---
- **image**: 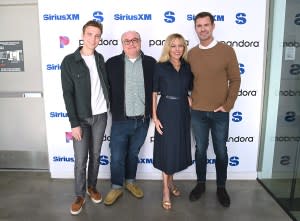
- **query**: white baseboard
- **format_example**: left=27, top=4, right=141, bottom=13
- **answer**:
left=50, top=171, right=257, bottom=180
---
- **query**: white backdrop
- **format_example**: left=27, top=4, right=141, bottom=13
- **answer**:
left=38, top=0, right=267, bottom=179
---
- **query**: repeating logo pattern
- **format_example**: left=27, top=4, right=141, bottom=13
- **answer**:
left=39, top=0, right=267, bottom=179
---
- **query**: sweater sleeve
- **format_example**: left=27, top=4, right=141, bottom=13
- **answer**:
left=223, top=48, right=241, bottom=111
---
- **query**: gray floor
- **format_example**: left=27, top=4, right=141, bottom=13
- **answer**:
left=0, top=171, right=293, bottom=221
left=259, top=178, right=300, bottom=220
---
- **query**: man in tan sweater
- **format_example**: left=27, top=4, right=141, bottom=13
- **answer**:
left=188, top=12, right=241, bottom=208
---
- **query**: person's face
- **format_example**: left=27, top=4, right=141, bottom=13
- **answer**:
left=194, top=16, right=215, bottom=44
left=169, top=38, right=185, bottom=61
left=82, top=26, right=101, bottom=51
left=122, top=32, right=141, bottom=58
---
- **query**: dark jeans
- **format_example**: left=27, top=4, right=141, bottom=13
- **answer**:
left=73, top=113, right=107, bottom=197
left=191, top=110, right=229, bottom=187
left=109, top=117, right=150, bottom=188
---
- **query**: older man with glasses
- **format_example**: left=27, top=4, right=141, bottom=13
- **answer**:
left=104, top=31, right=156, bottom=206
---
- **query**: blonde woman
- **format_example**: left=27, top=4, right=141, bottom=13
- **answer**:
left=152, top=33, right=193, bottom=210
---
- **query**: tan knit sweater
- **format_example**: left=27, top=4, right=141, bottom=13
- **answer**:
left=188, top=42, right=241, bottom=112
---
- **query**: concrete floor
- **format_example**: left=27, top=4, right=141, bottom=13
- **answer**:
left=0, top=171, right=293, bottom=221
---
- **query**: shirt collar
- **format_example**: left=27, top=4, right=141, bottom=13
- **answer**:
left=199, top=39, right=218, bottom=49
left=123, top=51, right=142, bottom=60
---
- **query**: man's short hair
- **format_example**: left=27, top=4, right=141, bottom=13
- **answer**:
left=194, top=12, right=214, bottom=25
left=82, top=20, right=103, bottom=34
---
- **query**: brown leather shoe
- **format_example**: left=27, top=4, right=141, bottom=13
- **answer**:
left=70, top=196, right=85, bottom=215
left=87, top=186, right=102, bottom=204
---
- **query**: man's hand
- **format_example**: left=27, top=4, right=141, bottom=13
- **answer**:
left=214, top=106, right=226, bottom=112
left=72, top=126, right=82, bottom=141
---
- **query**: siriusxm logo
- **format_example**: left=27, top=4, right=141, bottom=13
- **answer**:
left=114, top=13, right=152, bottom=21
left=47, top=64, right=61, bottom=71
left=227, top=136, right=253, bottom=142
left=232, top=111, right=243, bottom=122
left=229, top=156, right=239, bottom=166
left=187, top=14, right=224, bottom=21
left=79, top=39, right=119, bottom=46
left=290, top=64, right=300, bottom=75
left=283, top=41, right=300, bottom=48
left=50, top=112, right=68, bottom=118
left=52, top=155, right=153, bottom=165
left=235, top=13, right=247, bottom=24
left=221, top=40, right=259, bottom=48
left=100, top=155, right=109, bottom=165
left=43, top=14, right=79, bottom=21
left=275, top=136, right=300, bottom=142
left=204, top=156, right=239, bottom=166
left=239, top=63, right=245, bottom=75
left=164, top=11, right=175, bottom=23
left=60, top=36, right=69, bottom=48
left=238, top=89, right=257, bottom=96
left=93, top=11, right=104, bottom=22
left=279, top=89, right=300, bottom=96
left=149, top=39, right=189, bottom=47
left=53, top=156, right=74, bottom=162
left=284, top=111, right=296, bottom=122
left=139, top=158, right=153, bottom=164
left=295, top=13, right=300, bottom=25
left=53, top=155, right=110, bottom=165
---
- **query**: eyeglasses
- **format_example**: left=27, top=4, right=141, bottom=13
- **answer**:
left=122, top=38, right=140, bottom=45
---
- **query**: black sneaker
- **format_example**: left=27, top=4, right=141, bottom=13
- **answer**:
left=189, top=183, right=205, bottom=202
left=217, top=187, right=230, bottom=207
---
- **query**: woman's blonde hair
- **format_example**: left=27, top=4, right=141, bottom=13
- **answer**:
left=158, top=33, right=188, bottom=63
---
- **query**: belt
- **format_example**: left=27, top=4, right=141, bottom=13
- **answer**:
left=162, top=95, right=181, bottom=100
left=126, top=115, right=144, bottom=120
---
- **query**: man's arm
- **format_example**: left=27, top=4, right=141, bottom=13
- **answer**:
left=61, top=57, right=80, bottom=128
left=223, top=48, right=241, bottom=111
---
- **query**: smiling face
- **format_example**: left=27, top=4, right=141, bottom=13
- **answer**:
left=194, top=16, right=215, bottom=46
left=121, top=31, right=141, bottom=58
left=169, top=38, right=185, bottom=62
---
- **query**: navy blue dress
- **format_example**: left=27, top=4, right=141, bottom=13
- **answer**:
left=153, top=60, right=192, bottom=174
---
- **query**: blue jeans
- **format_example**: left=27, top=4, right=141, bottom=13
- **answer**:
left=73, top=113, right=107, bottom=197
left=109, top=117, right=150, bottom=188
left=191, top=110, right=229, bottom=187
